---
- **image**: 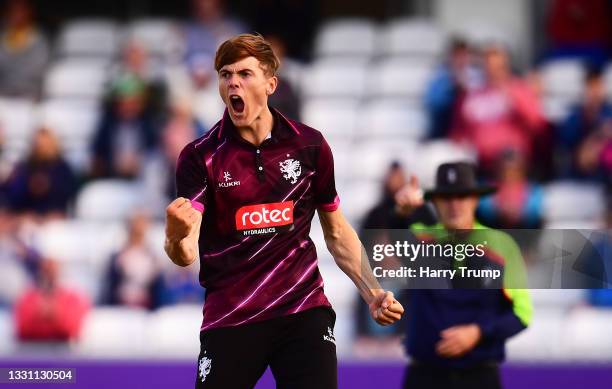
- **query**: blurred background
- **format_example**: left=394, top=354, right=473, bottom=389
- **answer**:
left=0, top=0, right=610, bottom=387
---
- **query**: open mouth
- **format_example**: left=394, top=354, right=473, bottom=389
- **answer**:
left=229, top=95, right=245, bottom=114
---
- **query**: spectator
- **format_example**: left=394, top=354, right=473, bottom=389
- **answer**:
left=110, top=40, right=168, bottom=117
left=184, top=0, right=245, bottom=62
left=0, top=0, right=49, bottom=98
left=158, top=264, right=204, bottom=306
left=0, top=204, right=37, bottom=308
left=5, top=128, right=77, bottom=220
left=91, top=74, right=160, bottom=179
left=478, top=150, right=544, bottom=229
left=15, top=258, right=89, bottom=341
left=425, top=37, right=481, bottom=139
left=558, top=65, right=612, bottom=183
left=266, top=34, right=301, bottom=121
left=142, top=99, right=203, bottom=211
left=103, top=211, right=163, bottom=310
left=450, top=44, right=547, bottom=176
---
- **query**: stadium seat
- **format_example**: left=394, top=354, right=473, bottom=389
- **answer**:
left=124, top=19, right=183, bottom=59
left=410, top=140, right=477, bottom=189
left=605, top=62, right=612, bottom=97
left=540, top=59, right=585, bottom=100
left=367, top=58, right=434, bottom=99
left=57, top=19, right=120, bottom=58
left=77, top=307, right=148, bottom=357
left=301, top=98, right=359, bottom=138
left=0, top=258, right=30, bottom=306
left=542, top=181, right=606, bottom=224
left=301, top=59, right=369, bottom=99
left=541, top=96, right=574, bottom=123
left=506, top=307, right=565, bottom=361
left=314, top=19, right=378, bottom=58
left=357, top=100, right=427, bottom=140
left=75, top=180, right=145, bottom=221
left=0, top=98, right=37, bottom=159
left=0, top=309, right=16, bottom=356
left=562, top=307, right=612, bottom=360
left=455, top=22, right=515, bottom=52
left=339, top=179, right=381, bottom=224
left=44, top=59, right=110, bottom=100
left=37, top=100, right=100, bottom=170
left=146, top=304, right=202, bottom=357
left=378, top=18, right=446, bottom=58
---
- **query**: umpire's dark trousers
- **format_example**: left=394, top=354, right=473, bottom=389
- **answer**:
left=403, top=361, right=502, bottom=389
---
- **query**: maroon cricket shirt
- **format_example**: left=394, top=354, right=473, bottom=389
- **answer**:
left=175, top=108, right=340, bottom=331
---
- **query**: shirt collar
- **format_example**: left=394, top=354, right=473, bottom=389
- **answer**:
left=218, top=107, right=300, bottom=144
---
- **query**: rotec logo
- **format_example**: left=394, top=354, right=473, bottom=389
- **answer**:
left=235, top=201, right=294, bottom=235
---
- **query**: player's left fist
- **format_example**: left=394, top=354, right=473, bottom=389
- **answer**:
left=369, top=290, right=404, bottom=326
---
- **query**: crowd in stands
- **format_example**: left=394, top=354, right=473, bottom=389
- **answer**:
left=0, top=0, right=609, bottom=350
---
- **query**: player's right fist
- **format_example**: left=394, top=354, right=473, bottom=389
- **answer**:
left=165, top=197, right=202, bottom=242
left=394, top=175, right=424, bottom=216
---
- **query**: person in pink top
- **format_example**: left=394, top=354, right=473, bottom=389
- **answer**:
left=450, top=44, right=547, bottom=176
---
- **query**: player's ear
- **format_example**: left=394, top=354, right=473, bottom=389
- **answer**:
left=266, top=75, right=278, bottom=95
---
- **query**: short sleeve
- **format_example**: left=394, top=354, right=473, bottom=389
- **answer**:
left=313, top=136, right=340, bottom=212
left=175, top=143, right=209, bottom=213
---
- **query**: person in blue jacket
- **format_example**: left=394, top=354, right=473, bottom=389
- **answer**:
left=394, top=162, right=533, bottom=389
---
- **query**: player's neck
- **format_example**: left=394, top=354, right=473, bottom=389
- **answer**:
left=236, top=106, right=274, bottom=146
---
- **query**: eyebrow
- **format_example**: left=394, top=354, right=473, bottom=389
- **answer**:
left=219, top=68, right=255, bottom=74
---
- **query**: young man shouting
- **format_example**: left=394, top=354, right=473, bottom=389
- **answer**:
left=164, top=34, right=404, bottom=389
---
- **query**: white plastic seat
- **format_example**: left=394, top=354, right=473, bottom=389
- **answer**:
left=367, top=58, right=434, bottom=99
left=378, top=18, right=446, bottom=58
left=506, top=307, right=565, bottom=361
left=540, top=59, right=585, bottom=100
left=0, top=309, right=16, bottom=355
left=124, top=19, right=182, bottom=59
left=562, top=307, right=612, bottom=360
left=77, top=307, right=148, bottom=357
left=357, top=100, right=427, bottom=140
left=57, top=19, right=120, bottom=58
left=75, top=180, right=145, bottom=221
left=301, top=98, right=359, bottom=138
left=0, top=98, right=37, bottom=153
left=542, top=96, right=574, bottom=123
left=37, top=99, right=100, bottom=150
left=542, top=181, right=606, bottom=224
left=314, top=19, right=378, bottom=58
left=0, top=259, right=30, bottom=306
left=44, top=59, right=110, bottom=100
left=605, top=63, right=612, bottom=97
left=410, top=140, right=477, bottom=189
left=146, top=305, right=202, bottom=357
left=301, top=59, right=368, bottom=99
left=337, top=178, right=381, bottom=227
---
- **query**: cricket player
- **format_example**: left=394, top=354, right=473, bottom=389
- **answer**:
left=164, top=33, right=404, bottom=389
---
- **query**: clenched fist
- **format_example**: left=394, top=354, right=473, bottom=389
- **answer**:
left=166, top=197, right=202, bottom=241
left=165, top=198, right=202, bottom=266
left=370, top=290, right=404, bottom=326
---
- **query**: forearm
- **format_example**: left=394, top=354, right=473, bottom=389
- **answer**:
left=322, top=215, right=383, bottom=304
left=164, top=226, right=200, bottom=267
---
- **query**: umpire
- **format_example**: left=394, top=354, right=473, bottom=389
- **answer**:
left=394, top=162, right=533, bottom=389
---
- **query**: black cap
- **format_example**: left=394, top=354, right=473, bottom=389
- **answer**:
left=424, top=161, right=496, bottom=200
